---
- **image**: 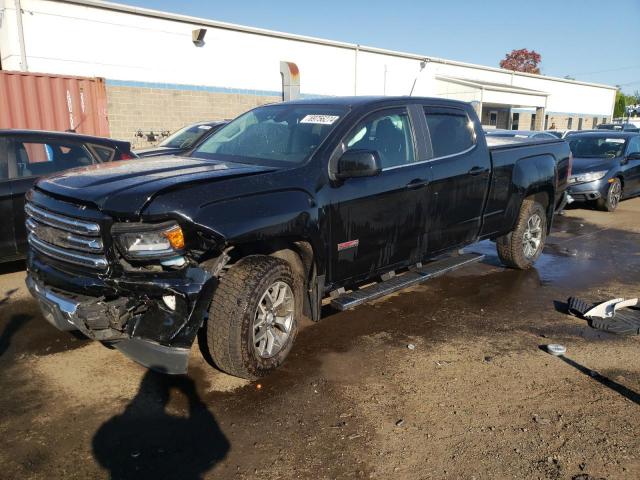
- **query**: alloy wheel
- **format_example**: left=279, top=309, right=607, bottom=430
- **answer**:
left=608, top=181, right=621, bottom=210
left=253, top=281, right=294, bottom=358
left=522, top=213, right=543, bottom=258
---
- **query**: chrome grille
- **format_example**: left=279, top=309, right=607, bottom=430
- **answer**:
left=25, top=202, right=108, bottom=270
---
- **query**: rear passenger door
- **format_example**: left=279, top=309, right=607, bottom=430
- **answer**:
left=7, top=137, right=97, bottom=254
left=422, top=105, right=492, bottom=254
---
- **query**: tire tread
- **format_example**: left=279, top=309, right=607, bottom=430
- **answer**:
left=496, top=198, right=546, bottom=270
left=207, top=255, right=295, bottom=379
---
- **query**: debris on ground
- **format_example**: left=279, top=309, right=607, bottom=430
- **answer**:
left=546, top=344, right=566, bottom=356
left=567, top=296, right=640, bottom=335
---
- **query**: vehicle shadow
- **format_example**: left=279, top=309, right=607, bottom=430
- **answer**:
left=0, top=260, right=26, bottom=276
left=92, top=369, right=230, bottom=480
left=541, top=348, right=640, bottom=406
left=0, top=314, right=33, bottom=357
left=0, top=288, right=19, bottom=306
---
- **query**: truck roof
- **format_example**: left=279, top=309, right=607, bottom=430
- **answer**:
left=278, top=96, right=470, bottom=109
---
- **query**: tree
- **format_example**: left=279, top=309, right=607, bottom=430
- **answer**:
left=499, top=49, right=541, bottom=74
left=622, top=91, right=640, bottom=117
left=614, top=90, right=626, bottom=118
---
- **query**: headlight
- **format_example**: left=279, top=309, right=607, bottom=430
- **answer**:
left=571, top=170, right=608, bottom=183
left=112, top=221, right=185, bottom=259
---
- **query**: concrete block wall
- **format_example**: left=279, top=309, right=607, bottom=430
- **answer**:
left=106, top=84, right=280, bottom=148
left=514, top=112, right=610, bottom=132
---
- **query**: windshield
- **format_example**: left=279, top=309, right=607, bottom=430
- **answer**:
left=159, top=124, right=215, bottom=149
left=596, top=124, right=623, bottom=131
left=192, top=104, right=347, bottom=166
left=568, top=136, right=627, bottom=158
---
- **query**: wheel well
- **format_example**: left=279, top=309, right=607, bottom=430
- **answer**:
left=223, top=240, right=317, bottom=319
left=228, top=240, right=314, bottom=277
left=529, top=191, right=550, bottom=209
left=526, top=190, right=553, bottom=234
left=616, top=175, right=624, bottom=188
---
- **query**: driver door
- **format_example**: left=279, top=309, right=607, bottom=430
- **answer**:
left=328, top=107, right=431, bottom=284
left=623, top=136, right=640, bottom=195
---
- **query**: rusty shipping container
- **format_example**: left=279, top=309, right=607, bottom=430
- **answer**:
left=0, top=70, right=110, bottom=137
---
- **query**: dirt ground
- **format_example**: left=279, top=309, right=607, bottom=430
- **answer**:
left=0, top=198, right=639, bottom=480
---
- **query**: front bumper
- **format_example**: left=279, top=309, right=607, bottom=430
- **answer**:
left=26, top=261, right=217, bottom=374
left=567, top=178, right=608, bottom=202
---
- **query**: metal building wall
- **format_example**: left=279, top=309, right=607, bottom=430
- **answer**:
left=0, top=70, right=110, bottom=136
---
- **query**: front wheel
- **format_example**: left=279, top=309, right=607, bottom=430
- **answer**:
left=596, top=178, right=622, bottom=212
left=206, top=255, right=300, bottom=379
left=496, top=198, right=547, bottom=270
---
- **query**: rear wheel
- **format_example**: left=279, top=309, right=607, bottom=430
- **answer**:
left=596, top=178, right=622, bottom=212
left=206, top=255, right=300, bottom=379
left=496, top=198, right=547, bottom=270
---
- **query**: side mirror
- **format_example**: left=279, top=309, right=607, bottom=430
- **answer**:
left=335, top=150, right=382, bottom=179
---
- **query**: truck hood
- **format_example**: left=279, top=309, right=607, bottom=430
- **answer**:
left=35, top=155, right=276, bottom=217
left=571, top=157, right=618, bottom=175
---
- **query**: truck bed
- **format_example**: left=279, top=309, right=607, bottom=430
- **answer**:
left=485, top=136, right=564, bottom=149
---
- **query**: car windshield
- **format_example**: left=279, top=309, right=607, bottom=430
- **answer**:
left=568, top=136, right=627, bottom=158
left=596, top=124, right=623, bottom=131
left=192, top=104, right=347, bottom=166
left=160, top=124, right=214, bottom=149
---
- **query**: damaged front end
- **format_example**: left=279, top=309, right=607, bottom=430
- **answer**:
left=25, top=190, right=225, bottom=374
left=27, top=261, right=219, bottom=374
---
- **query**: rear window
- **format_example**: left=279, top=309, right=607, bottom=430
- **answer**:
left=424, top=107, right=475, bottom=158
left=10, top=138, right=97, bottom=178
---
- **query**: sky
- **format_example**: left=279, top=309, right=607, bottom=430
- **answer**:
left=122, top=0, right=639, bottom=95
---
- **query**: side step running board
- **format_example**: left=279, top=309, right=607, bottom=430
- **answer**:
left=330, top=253, right=485, bottom=311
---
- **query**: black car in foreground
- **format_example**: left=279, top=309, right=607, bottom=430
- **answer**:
left=566, top=131, right=640, bottom=211
left=0, top=129, right=135, bottom=262
left=135, top=120, right=228, bottom=157
left=25, top=96, right=570, bottom=378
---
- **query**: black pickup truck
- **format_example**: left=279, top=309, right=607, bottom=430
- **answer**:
left=25, top=97, right=571, bottom=378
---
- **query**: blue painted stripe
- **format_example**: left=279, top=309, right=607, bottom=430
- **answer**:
left=106, top=78, right=280, bottom=96
left=105, top=78, right=329, bottom=99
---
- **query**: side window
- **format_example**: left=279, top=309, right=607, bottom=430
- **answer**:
left=424, top=108, right=475, bottom=158
left=627, top=137, right=640, bottom=155
left=344, top=109, right=415, bottom=169
left=87, top=144, right=115, bottom=162
left=10, top=139, right=95, bottom=178
left=0, top=138, right=8, bottom=180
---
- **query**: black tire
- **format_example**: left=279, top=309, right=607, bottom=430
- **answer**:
left=206, top=255, right=300, bottom=379
left=496, top=198, right=547, bottom=270
left=596, top=178, right=622, bottom=212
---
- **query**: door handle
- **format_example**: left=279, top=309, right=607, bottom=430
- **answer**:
left=406, top=178, right=429, bottom=190
left=468, top=166, right=488, bottom=176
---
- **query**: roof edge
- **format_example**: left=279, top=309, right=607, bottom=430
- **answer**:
left=56, top=0, right=618, bottom=91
